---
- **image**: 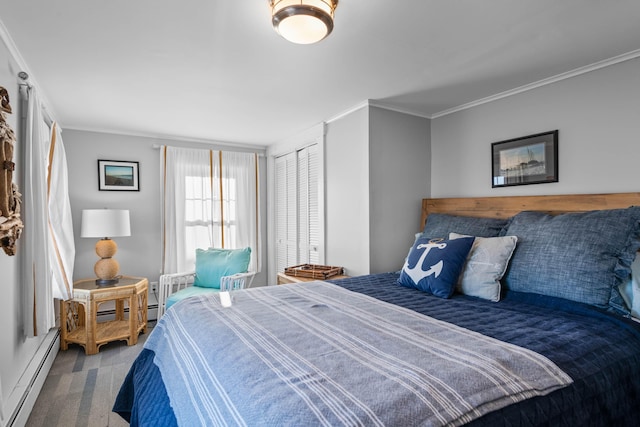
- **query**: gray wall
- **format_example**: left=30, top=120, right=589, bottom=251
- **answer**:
left=63, top=130, right=268, bottom=289
left=64, top=130, right=162, bottom=282
left=369, top=107, right=430, bottom=273
left=431, top=56, right=640, bottom=197
left=325, top=105, right=431, bottom=276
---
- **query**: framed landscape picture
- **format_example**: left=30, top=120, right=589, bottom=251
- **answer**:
left=98, top=160, right=139, bottom=191
left=491, top=130, right=558, bottom=188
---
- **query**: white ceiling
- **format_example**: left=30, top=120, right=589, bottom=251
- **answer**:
left=1, top=1, right=640, bottom=147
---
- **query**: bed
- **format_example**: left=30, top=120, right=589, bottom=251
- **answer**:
left=114, top=192, right=640, bottom=426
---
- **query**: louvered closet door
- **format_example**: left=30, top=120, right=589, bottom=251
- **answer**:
left=274, top=144, right=321, bottom=273
left=275, top=152, right=298, bottom=273
left=298, top=144, right=320, bottom=264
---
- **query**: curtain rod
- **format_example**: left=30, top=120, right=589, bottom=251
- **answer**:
left=152, top=143, right=266, bottom=157
left=17, top=71, right=54, bottom=127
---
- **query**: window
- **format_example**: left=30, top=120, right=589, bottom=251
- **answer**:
left=184, top=175, right=242, bottom=259
left=162, top=147, right=260, bottom=274
left=274, top=143, right=321, bottom=272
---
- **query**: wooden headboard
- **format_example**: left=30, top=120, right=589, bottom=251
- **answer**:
left=421, top=192, right=640, bottom=231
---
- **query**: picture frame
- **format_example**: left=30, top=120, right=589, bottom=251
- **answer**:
left=98, top=160, right=139, bottom=191
left=491, top=130, right=558, bottom=188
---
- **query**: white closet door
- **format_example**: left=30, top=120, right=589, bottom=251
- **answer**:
left=298, top=144, right=320, bottom=264
left=275, top=144, right=320, bottom=272
left=275, top=152, right=298, bottom=273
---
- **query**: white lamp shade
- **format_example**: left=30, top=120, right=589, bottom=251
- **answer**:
left=81, top=209, right=131, bottom=238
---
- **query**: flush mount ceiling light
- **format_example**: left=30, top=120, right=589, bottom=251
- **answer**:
left=270, top=0, right=339, bottom=44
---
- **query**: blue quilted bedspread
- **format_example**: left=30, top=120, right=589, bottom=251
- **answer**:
left=114, top=273, right=640, bottom=426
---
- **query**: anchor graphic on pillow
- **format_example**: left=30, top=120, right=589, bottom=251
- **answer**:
left=403, top=241, right=447, bottom=284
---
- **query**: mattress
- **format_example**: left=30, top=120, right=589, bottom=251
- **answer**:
left=114, top=273, right=640, bottom=426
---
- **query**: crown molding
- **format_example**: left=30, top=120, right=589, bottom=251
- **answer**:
left=367, top=100, right=431, bottom=119
left=325, top=100, right=370, bottom=124
left=65, top=125, right=267, bottom=153
left=355, top=49, right=640, bottom=121
left=326, top=99, right=431, bottom=125
left=432, top=48, right=640, bottom=119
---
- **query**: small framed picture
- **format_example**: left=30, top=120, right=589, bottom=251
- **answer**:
left=491, top=130, right=558, bottom=188
left=98, top=160, right=140, bottom=191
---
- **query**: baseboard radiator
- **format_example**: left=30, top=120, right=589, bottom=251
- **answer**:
left=5, top=329, right=59, bottom=427
left=97, top=302, right=158, bottom=322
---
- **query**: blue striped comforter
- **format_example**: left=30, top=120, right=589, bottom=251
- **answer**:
left=144, top=281, right=571, bottom=426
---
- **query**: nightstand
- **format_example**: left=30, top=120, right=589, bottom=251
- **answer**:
left=276, top=271, right=350, bottom=285
left=60, top=276, right=148, bottom=355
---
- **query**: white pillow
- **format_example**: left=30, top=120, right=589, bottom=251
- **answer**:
left=449, top=232, right=518, bottom=302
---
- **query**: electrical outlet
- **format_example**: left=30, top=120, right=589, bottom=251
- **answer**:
left=150, top=281, right=158, bottom=293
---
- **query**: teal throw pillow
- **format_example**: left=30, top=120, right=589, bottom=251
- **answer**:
left=194, top=247, right=251, bottom=289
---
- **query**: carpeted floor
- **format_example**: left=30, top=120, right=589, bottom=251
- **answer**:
left=26, top=322, right=154, bottom=427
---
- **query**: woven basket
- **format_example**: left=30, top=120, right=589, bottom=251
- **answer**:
left=284, top=264, right=344, bottom=280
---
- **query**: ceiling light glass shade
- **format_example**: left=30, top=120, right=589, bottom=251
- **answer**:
left=270, top=0, right=338, bottom=44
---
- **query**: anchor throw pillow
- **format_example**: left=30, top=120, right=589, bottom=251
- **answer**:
left=397, top=236, right=475, bottom=298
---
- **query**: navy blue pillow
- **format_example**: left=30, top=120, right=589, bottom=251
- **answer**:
left=502, top=207, right=640, bottom=314
left=398, top=236, right=475, bottom=298
left=422, top=213, right=508, bottom=241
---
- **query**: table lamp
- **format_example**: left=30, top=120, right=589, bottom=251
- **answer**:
left=81, top=209, right=131, bottom=285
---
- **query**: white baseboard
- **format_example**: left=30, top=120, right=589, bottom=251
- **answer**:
left=5, top=329, right=59, bottom=427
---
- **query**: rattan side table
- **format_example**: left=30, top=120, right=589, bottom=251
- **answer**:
left=60, top=276, right=148, bottom=355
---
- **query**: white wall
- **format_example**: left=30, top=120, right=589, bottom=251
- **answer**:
left=431, top=56, right=640, bottom=197
left=325, top=106, right=371, bottom=276
left=63, top=130, right=269, bottom=291
left=0, top=34, right=52, bottom=426
left=324, top=105, right=431, bottom=276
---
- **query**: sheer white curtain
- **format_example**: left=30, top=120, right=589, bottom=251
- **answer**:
left=221, top=151, right=260, bottom=272
left=21, top=87, right=52, bottom=336
left=48, top=123, right=74, bottom=300
left=21, top=87, right=75, bottom=337
left=161, top=147, right=212, bottom=273
left=161, top=146, right=260, bottom=274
